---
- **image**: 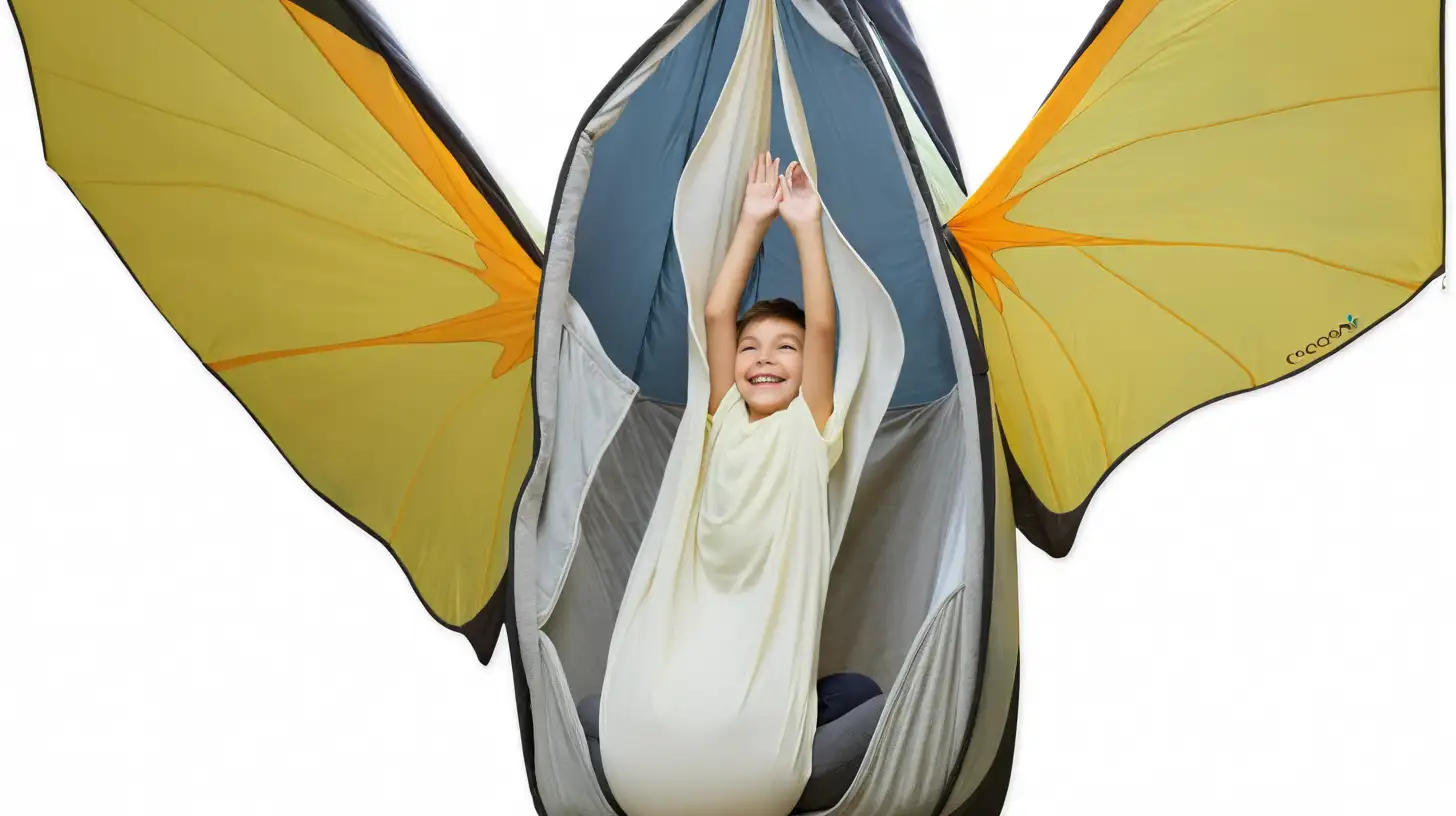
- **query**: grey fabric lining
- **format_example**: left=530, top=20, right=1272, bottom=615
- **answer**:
left=542, top=398, right=683, bottom=699
left=513, top=132, right=597, bottom=816
left=822, top=588, right=968, bottom=815
left=537, top=634, right=621, bottom=816
left=871, top=61, right=987, bottom=800
left=576, top=695, right=625, bottom=814
left=817, top=388, right=966, bottom=689
left=937, top=417, right=1021, bottom=815
left=535, top=301, right=640, bottom=624
left=542, top=389, right=969, bottom=701
left=795, top=695, right=888, bottom=812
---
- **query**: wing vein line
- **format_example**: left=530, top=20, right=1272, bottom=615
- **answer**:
left=1074, top=247, right=1256, bottom=385
left=481, top=387, right=532, bottom=594
left=69, top=179, right=484, bottom=279
left=1001, top=293, right=1064, bottom=508
left=1005, top=278, right=1112, bottom=467
left=38, top=68, right=385, bottom=201
left=1066, top=0, right=1245, bottom=129
left=388, top=373, right=500, bottom=543
left=118, top=0, right=475, bottom=241
left=1019, top=86, right=1438, bottom=200
left=1084, top=237, right=1420, bottom=290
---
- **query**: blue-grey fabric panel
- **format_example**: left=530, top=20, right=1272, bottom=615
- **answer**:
left=568, top=0, right=745, bottom=402
left=631, top=2, right=750, bottom=402
left=744, top=67, right=804, bottom=312
left=772, top=0, right=956, bottom=407
left=570, top=0, right=954, bottom=407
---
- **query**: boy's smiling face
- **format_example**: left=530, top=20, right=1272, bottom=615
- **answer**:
left=734, top=316, right=805, bottom=420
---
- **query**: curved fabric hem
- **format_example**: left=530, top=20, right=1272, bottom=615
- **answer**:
left=1013, top=264, right=1447, bottom=559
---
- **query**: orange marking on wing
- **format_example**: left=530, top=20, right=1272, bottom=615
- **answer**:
left=949, top=0, right=1160, bottom=311
left=280, top=0, right=539, bottom=374
left=209, top=296, right=534, bottom=379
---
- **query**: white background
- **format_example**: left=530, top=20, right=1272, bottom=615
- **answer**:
left=1, top=1, right=1451, bottom=814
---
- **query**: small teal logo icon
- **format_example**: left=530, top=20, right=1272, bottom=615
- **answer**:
left=1287, top=314, right=1360, bottom=365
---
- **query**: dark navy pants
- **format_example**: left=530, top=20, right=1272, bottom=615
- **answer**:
left=816, top=672, right=882, bottom=726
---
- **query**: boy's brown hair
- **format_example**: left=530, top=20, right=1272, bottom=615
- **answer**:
left=735, top=297, right=806, bottom=339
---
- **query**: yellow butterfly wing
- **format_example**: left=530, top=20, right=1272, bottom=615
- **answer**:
left=8, top=0, right=542, bottom=660
left=947, top=0, right=1444, bottom=556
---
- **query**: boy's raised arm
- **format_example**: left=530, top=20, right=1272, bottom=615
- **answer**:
left=779, top=161, right=834, bottom=432
left=706, top=152, right=780, bottom=415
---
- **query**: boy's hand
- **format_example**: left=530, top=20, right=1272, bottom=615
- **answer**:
left=739, top=151, right=782, bottom=231
left=777, top=161, right=822, bottom=236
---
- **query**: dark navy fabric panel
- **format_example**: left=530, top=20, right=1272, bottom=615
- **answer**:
left=569, top=0, right=743, bottom=401
left=631, top=0, right=750, bottom=402
left=751, top=66, right=805, bottom=310
left=854, top=0, right=962, bottom=177
left=775, top=1, right=956, bottom=407
left=570, top=0, right=954, bottom=407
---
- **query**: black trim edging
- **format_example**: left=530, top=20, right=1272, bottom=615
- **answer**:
left=1043, top=0, right=1124, bottom=106
left=334, top=0, right=543, bottom=265
left=5, top=0, right=46, bottom=157
left=816, top=2, right=1000, bottom=812
left=946, top=662, right=1020, bottom=816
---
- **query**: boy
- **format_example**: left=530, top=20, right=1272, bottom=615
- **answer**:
left=701, top=146, right=882, bottom=768
left=704, top=152, right=835, bottom=430
left=594, top=152, right=882, bottom=816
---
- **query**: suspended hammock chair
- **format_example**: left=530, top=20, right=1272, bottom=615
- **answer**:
left=3, top=0, right=1443, bottom=814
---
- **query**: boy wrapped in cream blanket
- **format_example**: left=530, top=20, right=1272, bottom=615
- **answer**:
left=597, top=2, right=904, bottom=814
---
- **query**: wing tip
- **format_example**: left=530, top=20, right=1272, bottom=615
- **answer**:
left=1003, top=425, right=1085, bottom=559
left=459, top=587, right=509, bottom=666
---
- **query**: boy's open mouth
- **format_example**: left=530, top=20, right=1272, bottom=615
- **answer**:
left=748, top=374, right=785, bottom=387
